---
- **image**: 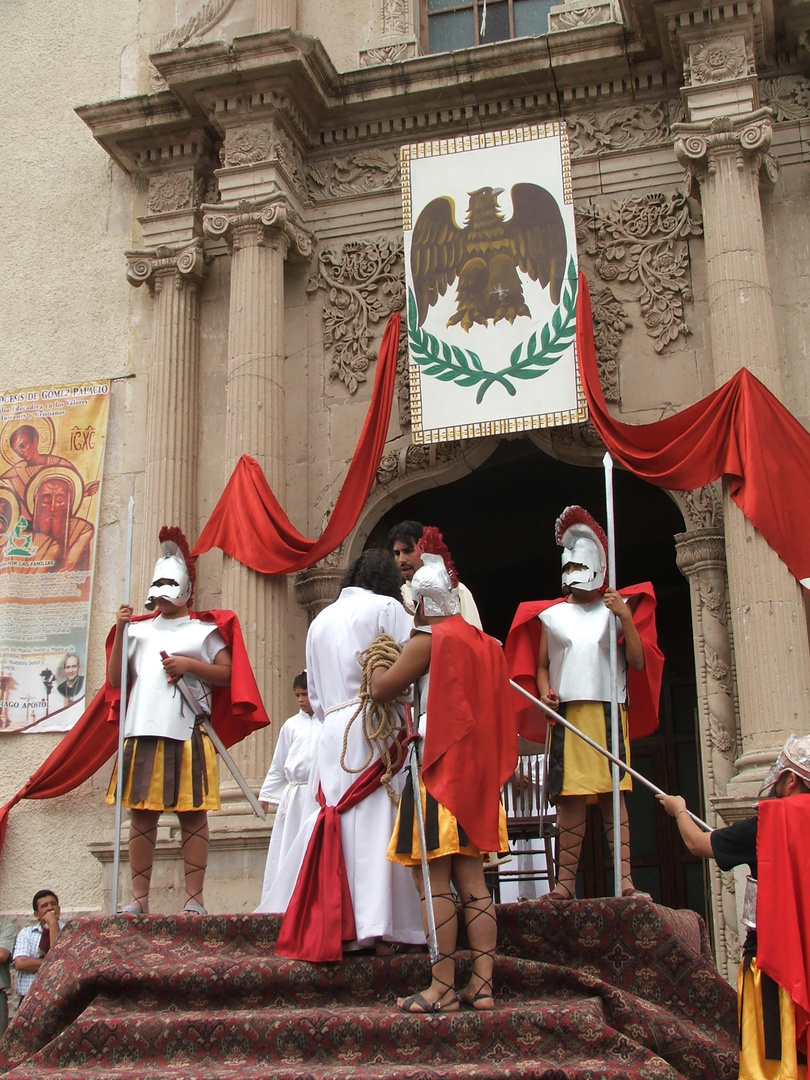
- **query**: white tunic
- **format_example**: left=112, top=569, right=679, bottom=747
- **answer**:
left=261, top=588, right=423, bottom=945
left=539, top=598, right=627, bottom=703
left=125, top=615, right=227, bottom=741
left=256, top=709, right=322, bottom=910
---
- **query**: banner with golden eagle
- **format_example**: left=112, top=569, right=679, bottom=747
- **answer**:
left=402, top=124, right=585, bottom=443
left=0, top=382, right=109, bottom=733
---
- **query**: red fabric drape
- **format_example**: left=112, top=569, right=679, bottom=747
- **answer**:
left=0, top=610, right=268, bottom=867
left=756, top=797, right=810, bottom=1057
left=275, top=734, right=407, bottom=963
left=577, top=274, right=810, bottom=586
left=192, top=312, right=401, bottom=574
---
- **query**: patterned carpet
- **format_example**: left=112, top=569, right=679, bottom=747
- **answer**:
left=0, top=898, right=738, bottom=1079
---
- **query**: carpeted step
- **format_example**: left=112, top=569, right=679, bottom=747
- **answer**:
left=0, top=901, right=738, bottom=1080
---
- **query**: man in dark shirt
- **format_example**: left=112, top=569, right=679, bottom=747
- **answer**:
left=658, top=735, right=810, bottom=1080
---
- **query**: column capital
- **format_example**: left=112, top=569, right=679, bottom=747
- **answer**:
left=125, top=238, right=208, bottom=292
left=202, top=196, right=313, bottom=260
left=673, top=109, right=776, bottom=190
left=674, top=527, right=727, bottom=578
left=293, top=566, right=343, bottom=621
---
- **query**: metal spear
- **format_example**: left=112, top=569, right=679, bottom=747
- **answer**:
left=111, top=496, right=134, bottom=914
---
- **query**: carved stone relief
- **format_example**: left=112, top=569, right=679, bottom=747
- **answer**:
left=759, top=75, right=810, bottom=122
left=374, top=440, right=467, bottom=489
left=147, top=173, right=194, bottom=214
left=675, top=524, right=741, bottom=983
left=672, top=482, right=724, bottom=531
left=587, top=286, right=630, bottom=404
left=686, top=35, right=752, bottom=87
left=306, top=150, right=400, bottom=201
left=382, top=0, right=410, bottom=35
left=576, top=193, right=702, bottom=354
left=360, top=42, right=416, bottom=67
left=549, top=0, right=622, bottom=32
left=150, top=0, right=238, bottom=89
left=307, top=235, right=405, bottom=395
left=221, top=124, right=307, bottom=205
left=567, top=103, right=671, bottom=157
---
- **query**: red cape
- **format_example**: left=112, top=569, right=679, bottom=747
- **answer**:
left=422, top=616, right=519, bottom=852
left=756, top=797, right=810, bottom=1058
left=0, top=610, right=268, bottom=865
left=504, top=583, right=663, bottom=743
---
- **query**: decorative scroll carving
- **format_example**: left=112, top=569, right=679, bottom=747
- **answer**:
left=307, top=236, right=405, bottom=395
left=686, top=35, right=751, bottom=86
left=147, top=174, right=193, bottom=214
left=674, top=112, right=774, bottom=192
left=375, top=441, right=467, bottom=488
left=125, top=240, right=208, bottom=292
left=576, top=193, right=702, bottom=353
left=306, top=150, right=400, bottom=201
left=567, top=104, right=670, bottom=158
left=759, top=75, right=810, bottom=122
left=588, top=286, right=630, bottom=404
left=203, top=198, right=312, bottom=260
left=156, top=0, right=237, bottom=51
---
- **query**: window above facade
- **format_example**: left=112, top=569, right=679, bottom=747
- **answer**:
left=423, top=0, right=554, bottom=53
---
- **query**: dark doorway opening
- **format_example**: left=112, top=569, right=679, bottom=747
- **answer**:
left=368, top=437, right=707, bottom=918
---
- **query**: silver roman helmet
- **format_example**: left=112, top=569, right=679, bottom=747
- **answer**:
left=145, top=526, right=195, bottom=610
left=759, top=733, right=810, bottom=795
left=411, top=553, right=461, bottom=617
left=555, top=505, right=608, bottom=595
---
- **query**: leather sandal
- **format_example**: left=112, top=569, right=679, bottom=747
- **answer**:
left=398, top=990, right=459, bottom=1014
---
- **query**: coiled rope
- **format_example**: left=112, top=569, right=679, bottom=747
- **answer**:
left=340, top=633, right=409, bottom=802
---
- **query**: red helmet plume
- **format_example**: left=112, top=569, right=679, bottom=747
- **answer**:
left=416, top=525, right=459, bottom=587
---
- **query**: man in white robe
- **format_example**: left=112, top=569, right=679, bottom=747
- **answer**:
left=264, top=550, right=424, bottom=951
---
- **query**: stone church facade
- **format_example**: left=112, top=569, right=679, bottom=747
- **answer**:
left=1, top=0, right=809, bottom=983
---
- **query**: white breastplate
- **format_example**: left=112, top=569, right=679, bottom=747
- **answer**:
left=125, top=617, right=220, bottom=741
left=540, top=600, right=627, bottom=703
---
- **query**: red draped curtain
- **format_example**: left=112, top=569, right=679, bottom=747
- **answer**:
left=576, top=273, right=810, bottom=587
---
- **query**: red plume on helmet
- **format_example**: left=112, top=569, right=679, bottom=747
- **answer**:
left=416, top=526, right=459, bottom=587
left=158, top=525, right=196, bottom=604
left=554, top=505, right=608, bottom=557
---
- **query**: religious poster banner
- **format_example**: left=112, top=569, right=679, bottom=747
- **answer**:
left=0, top=382, right=110, bottom=733
left=402, top=123, right=585, bottom=444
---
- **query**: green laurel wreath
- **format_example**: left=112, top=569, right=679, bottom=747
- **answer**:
left=408, top=257, right=578, bottom=405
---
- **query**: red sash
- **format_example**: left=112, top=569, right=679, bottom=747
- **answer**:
left=275, top=732, right=406, bottom=963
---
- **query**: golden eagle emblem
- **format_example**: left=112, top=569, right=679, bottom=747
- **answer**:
left=410, top=183, right=568, bottom=332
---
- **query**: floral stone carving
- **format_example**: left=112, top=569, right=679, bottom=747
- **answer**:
left=576, top=193, right=702, bottom=353
left=307, top=236, right=405, bottom=394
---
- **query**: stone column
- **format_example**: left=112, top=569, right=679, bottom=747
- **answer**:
left=675, top=527, right=741, bottom=983
left=674, top=112, right=810, bottom=799
left=203, top=198, right=311, bottom=785
left=126, top=240, right=207, bottom=578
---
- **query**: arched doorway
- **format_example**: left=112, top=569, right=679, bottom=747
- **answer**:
left=367, top=437, right=707, bottom=918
